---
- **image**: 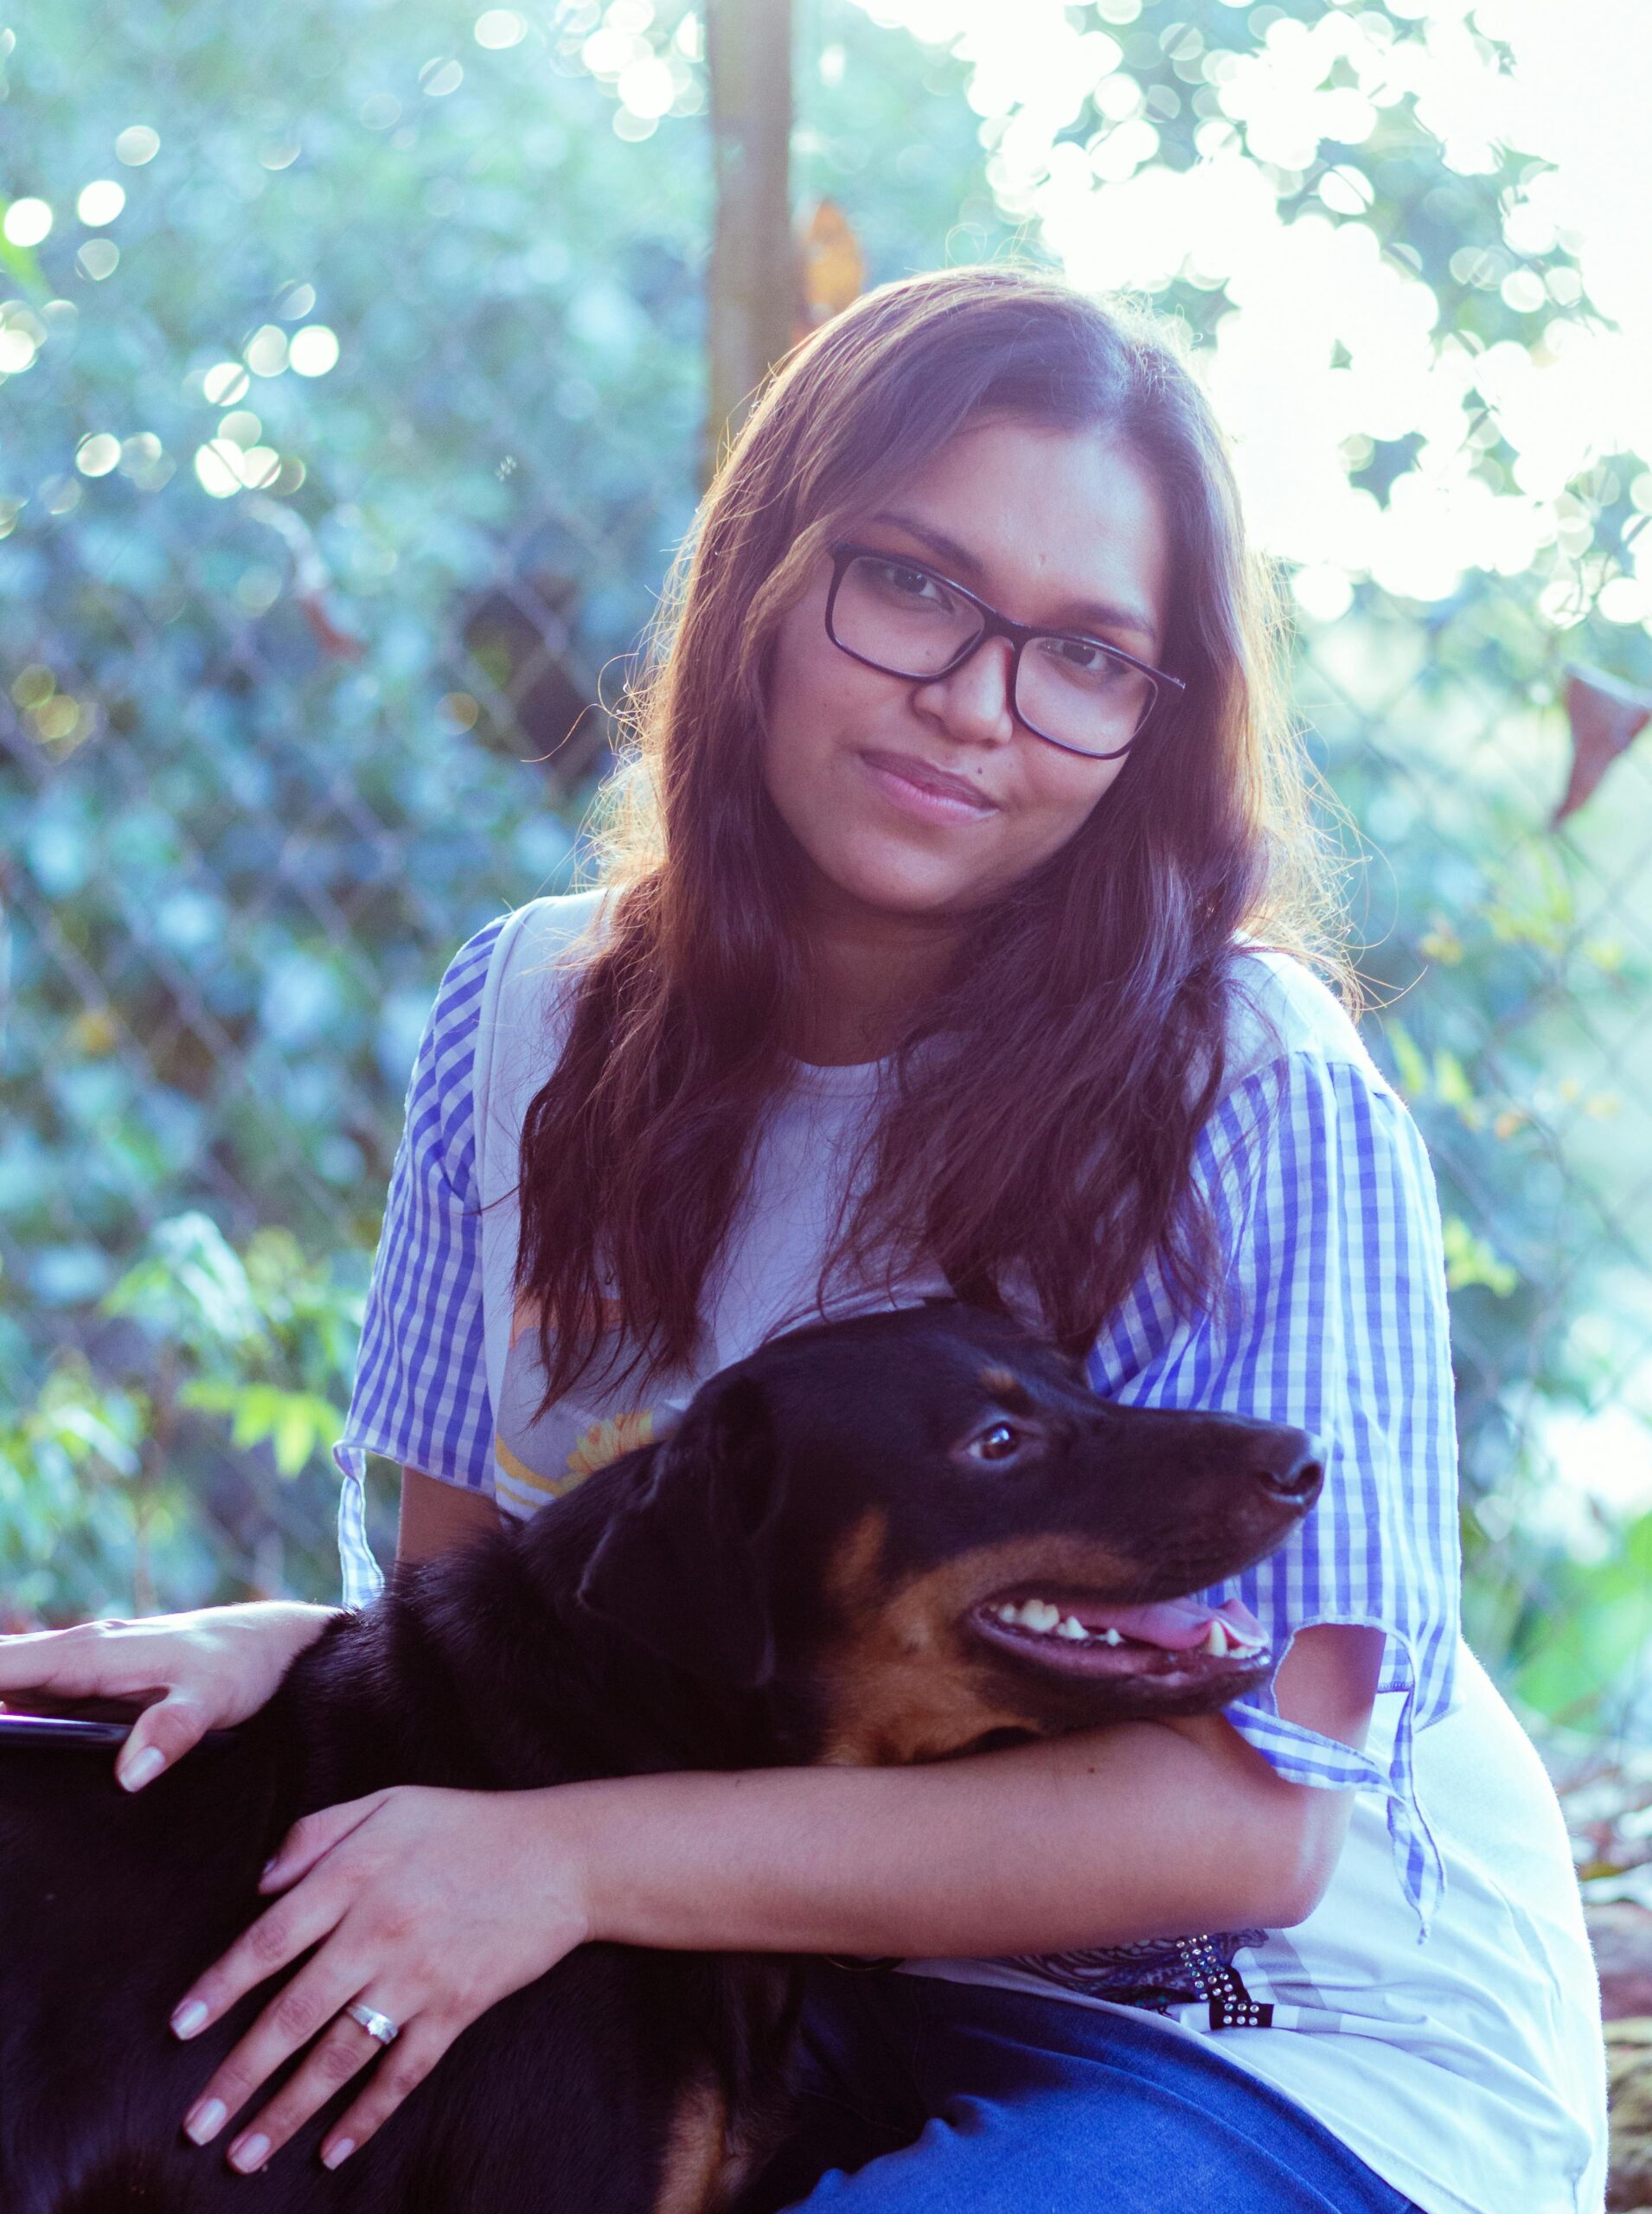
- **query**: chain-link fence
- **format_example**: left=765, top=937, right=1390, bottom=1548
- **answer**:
left=5, top=0, right=1652, bottom=1880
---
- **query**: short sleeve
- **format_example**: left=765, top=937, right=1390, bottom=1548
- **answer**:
left=333, top=918, right=506, bottom=1606
left=1091, top=1048, right=1462, bottom=1929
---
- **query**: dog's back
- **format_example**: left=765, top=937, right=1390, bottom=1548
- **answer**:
left=0, top=1610, right=763, bottom=2214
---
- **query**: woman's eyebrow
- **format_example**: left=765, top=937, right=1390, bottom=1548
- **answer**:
left=865, top=509, right=1160, bottom=649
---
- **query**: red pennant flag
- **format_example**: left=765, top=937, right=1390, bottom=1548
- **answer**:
left=1553, top=663, right=1652, bottom=826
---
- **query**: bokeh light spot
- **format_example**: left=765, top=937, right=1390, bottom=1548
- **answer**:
left=474, top=10, right=527, bottom=48
left=203, top=361, right=253, bottom=406
left=76, top=180, right=126, bottom=227
left=239, top=446, right=282, bottom=490
left=114, top=125, right=160, bottom=166
left=274, top=281, right=316, bottom=321
left=0, top=317, right=41, bottom=374
left=217, top=409, right=263, bottom=447
left=289, top=324, right=340, bottom=376
left=618, top=55, right=676, bottom=118
left=119, top=433, right=171, bottom=491
left=3, top=199, right=53, bottom=248
left=74, top=240, right=120, bottom=280
left=11, top=665, right=55, bottom=711
left=236, top=564, right=284, bottom=614
left=246, top=324, right=290, bottom=376
left=194, top=441, right=244, bottom=498
left=419, top=57, right=464, bottom=96
left=74, top=433, right=122, bottom=478
left=32, top=694, right=86, bottom=747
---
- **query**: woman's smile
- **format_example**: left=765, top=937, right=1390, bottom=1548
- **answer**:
left=856, top=745, right=1001, bottom=823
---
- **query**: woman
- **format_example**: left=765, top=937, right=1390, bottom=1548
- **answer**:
left=0, top=269, right=1604, bottom=2211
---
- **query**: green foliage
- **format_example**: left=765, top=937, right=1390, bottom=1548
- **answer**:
left=0, top=1215, right=364, bottom=1623
left=0, top=1357, right=149, bottom=1625
left=1504, top=1510, right=1652, bottom=1731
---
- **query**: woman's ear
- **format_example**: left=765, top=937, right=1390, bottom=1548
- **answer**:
left=574, top=1373, right=782, bottom=1686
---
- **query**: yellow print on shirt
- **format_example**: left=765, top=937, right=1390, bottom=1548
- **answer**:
left=565, top=1409, right=659, bottom=1480
left=492, top=1410, right=660, bottom=1502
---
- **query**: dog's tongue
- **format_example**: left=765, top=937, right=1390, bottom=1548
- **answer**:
left=1073, top=1596, right=1265, bottom=1650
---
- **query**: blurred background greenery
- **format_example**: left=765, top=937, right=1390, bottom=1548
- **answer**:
left=4, top=0, right=1652, bottom=1883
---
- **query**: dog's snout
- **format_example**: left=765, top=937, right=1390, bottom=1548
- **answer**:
left=1252, top=1437, right=1323, bottom=1504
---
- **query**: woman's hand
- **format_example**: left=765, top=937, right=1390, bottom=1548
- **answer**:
left=0, top=1603, right=341, bottom=1792
left=171, top=1783, right=592, bottom=2174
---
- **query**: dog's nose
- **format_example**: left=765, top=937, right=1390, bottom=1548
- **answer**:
left=1250, top=1430, right=1324, bottom=1503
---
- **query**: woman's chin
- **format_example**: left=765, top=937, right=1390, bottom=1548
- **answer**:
left=801, top=844, right=1002, bottom=925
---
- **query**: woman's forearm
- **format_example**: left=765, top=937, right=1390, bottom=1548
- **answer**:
left=560, top=1714, right=1352, bottom=1962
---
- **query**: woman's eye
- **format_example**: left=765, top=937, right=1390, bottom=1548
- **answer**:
left=868, top=560, right=950, bottom=609
left=1040, top=636, right=1124, bottom=684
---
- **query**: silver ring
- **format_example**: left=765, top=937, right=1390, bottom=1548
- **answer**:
left=345, top=2002, right=400, bottom=2047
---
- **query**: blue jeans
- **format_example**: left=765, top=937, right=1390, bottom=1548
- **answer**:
left=736, top=1965, right=1423, bottom=2214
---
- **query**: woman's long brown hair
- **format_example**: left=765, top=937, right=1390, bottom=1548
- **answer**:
left=516, top=266, right=1348, bottom=1405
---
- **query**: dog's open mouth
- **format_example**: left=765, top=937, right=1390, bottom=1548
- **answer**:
left=968, top=1590, right=1270, bottom=1679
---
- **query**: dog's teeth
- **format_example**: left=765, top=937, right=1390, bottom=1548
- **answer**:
left=1055, top=1616, right=1088, bottom=1641
left=1203, top=1620, right=1231, bottom=1657
left=995, top=1603, right=1021, bottom=1624
left=1102, top=1627, right=1123, bottom=1646
left=1023, top=1600, right=1061, bottom=1633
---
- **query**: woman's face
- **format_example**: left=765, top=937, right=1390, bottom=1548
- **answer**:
left=762, top=415, right=1173, bottom=927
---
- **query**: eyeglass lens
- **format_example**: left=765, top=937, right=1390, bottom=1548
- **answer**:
left=830, top=554, right=1156, bottom=755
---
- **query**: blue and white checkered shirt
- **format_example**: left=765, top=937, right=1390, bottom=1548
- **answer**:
left=336, top=917, right=1460, bottom=1929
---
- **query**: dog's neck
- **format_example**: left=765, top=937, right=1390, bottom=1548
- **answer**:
left=278, top=1456, right=781, bottom=1806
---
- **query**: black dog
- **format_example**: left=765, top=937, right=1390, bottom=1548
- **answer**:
left=0, top=1303, right=1321, bottom=2213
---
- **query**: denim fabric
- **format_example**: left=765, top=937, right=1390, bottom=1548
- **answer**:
left=736, top=1966, right=1425, bottom=2214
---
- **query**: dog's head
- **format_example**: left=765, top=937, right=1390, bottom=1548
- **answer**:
left=573, top=1303, right=1322, bottom=1763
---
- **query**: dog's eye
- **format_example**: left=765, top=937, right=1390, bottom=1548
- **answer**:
left=967, top=1421, right=1023, bottom=1463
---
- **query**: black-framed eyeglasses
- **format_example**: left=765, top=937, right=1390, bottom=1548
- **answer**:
left=824, top=541, right=1185, bottom=761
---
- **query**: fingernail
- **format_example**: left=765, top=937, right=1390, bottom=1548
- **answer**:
left=229, top=2134, right=270, bottom=2173
left=322, top=2139, right=355, bottom=2170
left=184, top=2097, right=227, bottom=2145
left=171, top=2000, right=209, bottom=2040
left=120, top=1745, right=164, bottom=1793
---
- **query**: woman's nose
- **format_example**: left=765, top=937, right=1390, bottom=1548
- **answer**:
left=912, top=633, right=1018, bottom=745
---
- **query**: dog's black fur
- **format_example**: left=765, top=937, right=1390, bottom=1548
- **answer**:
left=0, top=1303, right=1320, bottom=2214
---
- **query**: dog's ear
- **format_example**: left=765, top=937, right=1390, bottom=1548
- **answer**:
left=574, top=1373, right=782, bottom=1686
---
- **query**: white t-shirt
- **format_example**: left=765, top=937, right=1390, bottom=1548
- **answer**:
left=338, top=889, right=1607, bottom=2214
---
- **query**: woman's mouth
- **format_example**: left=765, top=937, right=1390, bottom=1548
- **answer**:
left=858, top=749, right=998, bottom=825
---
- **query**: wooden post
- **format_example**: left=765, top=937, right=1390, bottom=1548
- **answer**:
left=705, top=0, right=795, bottom=482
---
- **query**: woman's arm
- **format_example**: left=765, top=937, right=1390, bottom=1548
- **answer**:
left=396, top=1466, right=503, bottom=1563
left=568, top=1622, right=1384, bottom=1955
left=169, top=1623, right=1380, bottom=2172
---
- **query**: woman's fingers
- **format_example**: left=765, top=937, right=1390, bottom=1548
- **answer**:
left=220, top=2003, right=399, bottom=2170
left=220, top=2001, right=447, bottom=2172
left=172, top=1863, right=357, bottom=2049
left=317, top=2019, right=449, bottom=2170
left=173, top=1795, right=398, bottom=2147
left=180, top=1938, right=368, bottom=2150
left=0, top=1619, right=132, bottom=1695
left=258, top=1795, right=383, bottom=1893
left=116, top=1691, right=209, bottom=1791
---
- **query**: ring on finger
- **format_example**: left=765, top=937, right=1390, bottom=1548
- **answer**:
left=345, top=2001, right=400, bottom=2047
